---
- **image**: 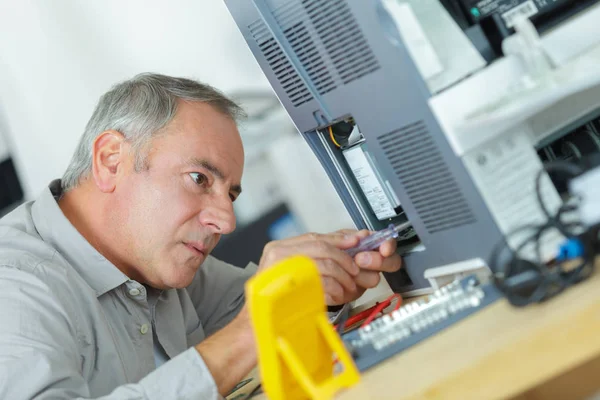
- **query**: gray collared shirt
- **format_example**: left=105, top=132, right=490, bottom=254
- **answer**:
left=0, top=180, right=257, bottom=399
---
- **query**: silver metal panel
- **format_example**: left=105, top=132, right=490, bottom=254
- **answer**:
left=225, top=0, right=506, bottom=293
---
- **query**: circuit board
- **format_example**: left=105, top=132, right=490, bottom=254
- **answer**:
left=343, top=276, right=503, bottom=371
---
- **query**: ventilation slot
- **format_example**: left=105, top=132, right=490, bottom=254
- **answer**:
left=282, top=22, right=336, bottom=95
left=303, top=0, right=380, bottom=85
left=273, top=1, right=336, bottom=95
left=249, top=0, right=378, bottom=106
left=378, top=121, right=476, bottom=234
left=249, top=18, right=314, bottom=107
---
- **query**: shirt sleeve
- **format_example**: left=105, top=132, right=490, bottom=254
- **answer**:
left=0, top=265, right=221, bottom=400
left=185, top=256, right=257, bottom=337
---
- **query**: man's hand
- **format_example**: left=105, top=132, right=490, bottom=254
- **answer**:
left=198, top=230, right=402, bottom=395
left=258, top=230, right=402, bottom=305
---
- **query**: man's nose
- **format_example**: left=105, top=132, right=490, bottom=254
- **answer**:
left=198, top=198, right=236, bottom=234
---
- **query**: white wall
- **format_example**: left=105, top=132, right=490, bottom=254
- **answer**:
left=0, top=0, right=271, bottom=199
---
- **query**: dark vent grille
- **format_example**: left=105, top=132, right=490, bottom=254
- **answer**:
left=282, top=23, right=337, bottom=95
left=378, top=121, right=476, bottom=234
left=248, top=0, right=380, bottom=107
left=303, top=0, right=380, bottom=84
left=273, top=1, right=337, bottom=95
left=249, top=18, right=314, bottom=107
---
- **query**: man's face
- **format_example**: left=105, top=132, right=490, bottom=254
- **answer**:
left=115, top=101, right=244, bottom=289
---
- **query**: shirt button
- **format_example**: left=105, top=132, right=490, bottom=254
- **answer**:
left=129, top=288, right=141, bottom=296
left=140, top=324, right=149, bottom=335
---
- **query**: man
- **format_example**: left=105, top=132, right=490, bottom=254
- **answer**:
left=0, top=73, right=401, bottom=399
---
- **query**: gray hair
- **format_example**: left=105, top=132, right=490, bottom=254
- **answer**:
left=61, top=72, right=245, bottom=192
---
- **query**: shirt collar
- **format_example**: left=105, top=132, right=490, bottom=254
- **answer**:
left=31, top=180, right=129, bottom=297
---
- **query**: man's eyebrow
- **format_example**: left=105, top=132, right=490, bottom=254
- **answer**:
left=187, top=158, right=243, bottom=195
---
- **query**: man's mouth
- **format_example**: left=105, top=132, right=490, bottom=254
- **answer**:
left=183, top=242, right=207, bottom=257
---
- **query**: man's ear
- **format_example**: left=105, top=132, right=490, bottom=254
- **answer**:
left=91, top=130, right=127, bottom=193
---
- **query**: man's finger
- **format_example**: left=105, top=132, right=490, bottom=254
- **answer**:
left=317, top=258, right=357, bottom=293
left=291, top=238, right=359, bottom=276
left=354, top=251, right=402, bottom=273
left=322, top=276, right=344, bottom=305
left=308, top=231, right=359, bottom=249
left=263, top=231, right=353, bottom=247
left=378, top=238, right=397, bottom=258
left=381, top=253, right=402, bottom=273
left=354, top=270, right=381, bottom=289
left=354, top=251, right=382, bottom=270
left=336, top=229, right=371, bottom=239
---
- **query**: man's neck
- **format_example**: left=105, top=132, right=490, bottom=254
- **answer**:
left=58, top=185, right=140, bottom=282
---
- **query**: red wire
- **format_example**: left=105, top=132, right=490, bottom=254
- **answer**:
left=333, top=294, right=404, bottom=331
left=333, top=294, right=403, bottom=364
left=393, top=294, right=403, bottom=311
left=345, top=304, right=381, bottom=326
left=361, top=301, right=389, bottom=327
left=359, top=294, right=403, bottom=328
left=334, top=302, right=380, bottom=331
left=361, top=294, right=393, bottom=327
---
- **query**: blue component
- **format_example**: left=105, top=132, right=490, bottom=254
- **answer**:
left=556, top=238, right=584, bottom=261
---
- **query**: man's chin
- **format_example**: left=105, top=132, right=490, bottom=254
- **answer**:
left=166, top=262, right=204, bottom=289
left=161, top=275, right=193, bottom=290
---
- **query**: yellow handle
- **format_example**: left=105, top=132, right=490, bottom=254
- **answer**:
left=246, top=255, right=360, bottom=400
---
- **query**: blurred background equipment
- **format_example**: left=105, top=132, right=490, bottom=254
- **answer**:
left=0, top=124, right=24, bottom=217
left=224, top=0, right=600, bottom=296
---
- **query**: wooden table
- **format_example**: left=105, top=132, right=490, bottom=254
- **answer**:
left=338, top=262, right=600, bottom=400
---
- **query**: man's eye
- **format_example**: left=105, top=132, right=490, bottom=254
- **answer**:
left=189, top=172, right=208, bottom=186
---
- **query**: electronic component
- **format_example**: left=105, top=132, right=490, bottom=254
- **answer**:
left=328, top=120, right=361, bottom=149
left=463, top=0, right=541, bottom=28
left=454, top=0, right=595, bottom=28
left=342, top=142, right=402, bottom=221
left=455, top=0, right=599, bottom=59
left=343, top=276, right=502, bottom=371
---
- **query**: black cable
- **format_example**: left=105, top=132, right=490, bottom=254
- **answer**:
left=491, top=223, right=557, bottom=306
left=492, top=160, right=597, bottom=307
left=534, top=161, right=584, bottom=237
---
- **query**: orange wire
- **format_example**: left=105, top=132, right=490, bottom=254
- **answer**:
left=328, top=126, right=342, bottom=148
